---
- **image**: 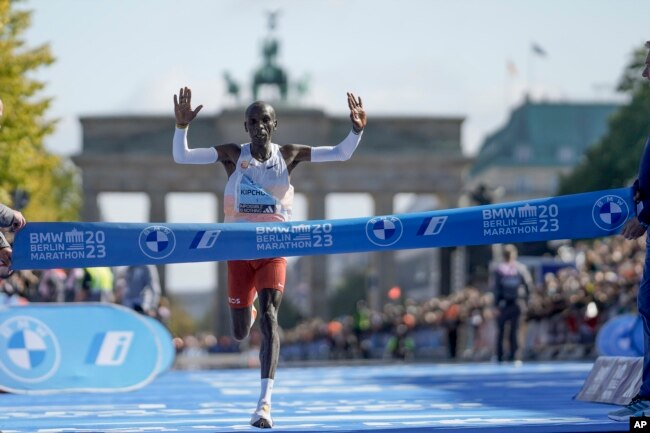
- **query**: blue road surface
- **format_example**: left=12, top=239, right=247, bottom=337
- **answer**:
left=0, top=362, right=628, bottom=432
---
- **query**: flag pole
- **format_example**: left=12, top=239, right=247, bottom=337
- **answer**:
left=527, top=41, right=534, bottom=100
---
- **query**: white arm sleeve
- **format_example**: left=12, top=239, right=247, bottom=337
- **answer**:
left=310, top=129, right=363, bottom=162
left=172, top=127, right=218, bottom=164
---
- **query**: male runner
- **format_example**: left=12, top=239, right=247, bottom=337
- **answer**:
left=172, top=87, right=366, bottom=428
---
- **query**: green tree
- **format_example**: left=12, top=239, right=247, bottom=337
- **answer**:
left=558, top=45, right=650, bottom=195
left=0, top=0, right=80, bottom=220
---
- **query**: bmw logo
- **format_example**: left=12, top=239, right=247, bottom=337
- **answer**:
left=365, top=216, right=403, bottom=247
left=592, top=195, right=629, bottom=231
left=0, top=316, right=61, bottom=383
left=139, top=226, right=176, bottom=259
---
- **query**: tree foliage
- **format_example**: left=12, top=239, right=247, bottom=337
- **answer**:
left=0, top=0, right=80, bottom=220
left=558, top=45, right=650, bottom=194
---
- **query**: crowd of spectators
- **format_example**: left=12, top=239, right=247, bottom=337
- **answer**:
left=0, top=265, right=170, bottom=324
left=277, top=236, right=643, bottom=363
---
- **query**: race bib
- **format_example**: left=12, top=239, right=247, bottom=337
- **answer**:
left=238, top=175, right=277, bottom=214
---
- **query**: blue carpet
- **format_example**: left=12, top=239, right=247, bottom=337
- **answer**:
left=0, top=361, right=628, bottom=432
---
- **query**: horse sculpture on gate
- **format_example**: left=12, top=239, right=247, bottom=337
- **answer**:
left=252, top=10, right=288, bottom=101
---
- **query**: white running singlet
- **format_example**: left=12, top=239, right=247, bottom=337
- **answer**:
left=224, top=143, right=294, bottom=223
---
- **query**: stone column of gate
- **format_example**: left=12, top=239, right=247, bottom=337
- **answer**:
left=307, top=191, right=328, bottom=319
left=370, top=192, right=396, bottom=311
left=439, top=193, right=467, bottom=293
left=81, top=189, right=100, bottom=222
left=148, top=191, right=167, bottom=293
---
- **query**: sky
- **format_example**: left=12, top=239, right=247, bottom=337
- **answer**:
left=19, top=0, right=650, bottom=292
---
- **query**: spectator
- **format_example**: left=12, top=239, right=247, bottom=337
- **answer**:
left=120, top=264, right=161, bottom=316
left=79, top=267, right=114, bottom=302
left=491, top=244, right=533, bottom=363
left=607, top=40, right=650, bottom=422
left=385, top=322, right=415, bottom=360
left=37, top=268, right=66, bottom=302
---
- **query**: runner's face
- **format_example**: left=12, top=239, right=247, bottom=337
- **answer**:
left=245, top=104, right=276, bottom=145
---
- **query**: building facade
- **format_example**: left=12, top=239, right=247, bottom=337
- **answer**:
left=468, top=99, right=620, bottom=203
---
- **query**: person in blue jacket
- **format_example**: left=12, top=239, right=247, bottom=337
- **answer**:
left=609, top=40, right=650, bottom=421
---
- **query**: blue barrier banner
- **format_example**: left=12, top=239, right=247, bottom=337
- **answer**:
left=13, top=187, right=633, bottom=270
left=0, top=303, right=172, bottom=394
left=596, top=314, right=644, bottom=357
left=143, top=315, right=175, bottom=375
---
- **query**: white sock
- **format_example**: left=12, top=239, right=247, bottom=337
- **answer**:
left=259, top=378, right=274, bottom=406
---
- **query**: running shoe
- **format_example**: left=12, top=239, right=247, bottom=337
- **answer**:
left=250, top=401, right=272, bottom=428
left=608, top=394, right=650, bottom=421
